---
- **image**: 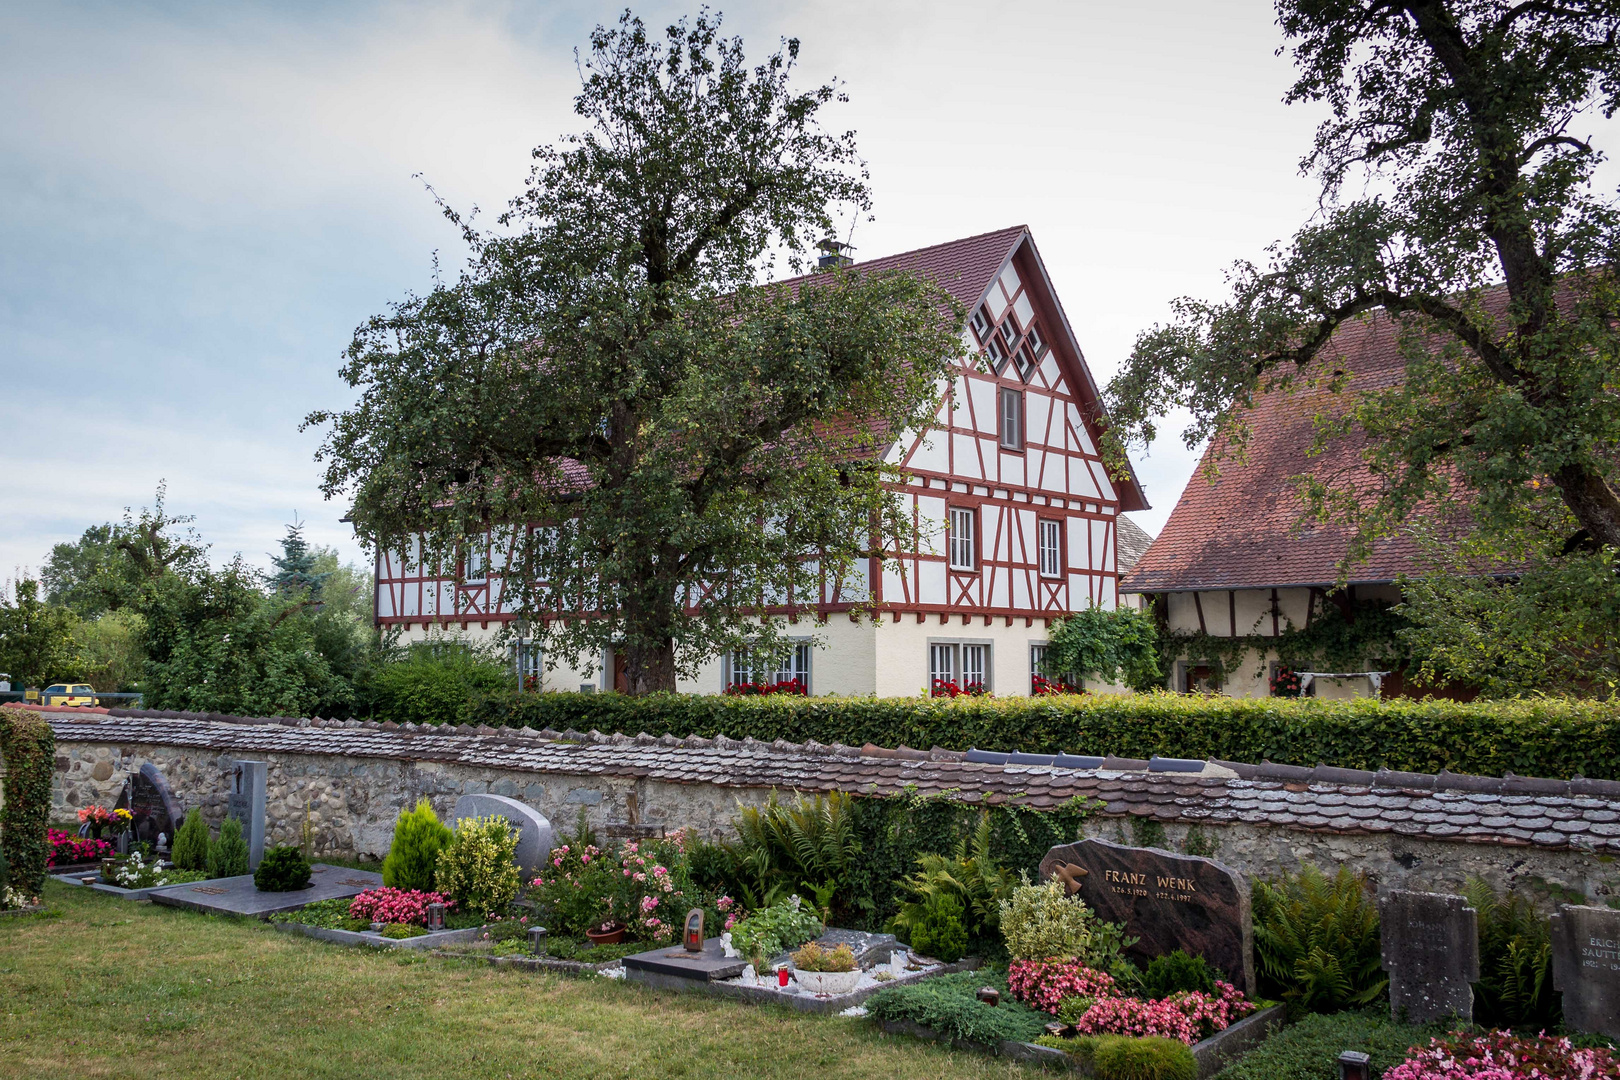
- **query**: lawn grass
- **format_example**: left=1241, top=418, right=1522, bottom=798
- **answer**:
left=1, top=880, right=1034, bottom=1079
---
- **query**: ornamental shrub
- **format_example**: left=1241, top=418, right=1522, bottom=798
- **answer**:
left=208, top=816, right=250, bottom=878
left=1001, top=875, right=1132, bottom=970
left=171, top=808, right=211, bottom=872
left=908, top=892, right=968, bottom=963
left=729, top=898, right=824, bottom=961
left=1252, top=865, right=1386, bottom=1013
left=461, top=690, right=1620, bottom=782
left=1383, top=1030, right=1618, bottom=1080
left=1143, top=950, right=1216, bottom=1000
left=865, top=969, right=1049, bottom=1046
left=254, top=845, right=313, bottom=892
left=435, top=815, right=520, bottom=915
left=1090, top=1035, right=1198, bottom=1080
left=381, top=799, right=452, bottom=893
left=0, top=708, right=55, bottom=896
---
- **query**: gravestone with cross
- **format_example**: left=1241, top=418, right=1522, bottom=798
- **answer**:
left=226, top=760, right=268, bottom=870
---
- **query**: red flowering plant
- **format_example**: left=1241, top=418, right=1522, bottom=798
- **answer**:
left=1008, top=960, right=1255, bottom=1046
left=930, top=679, right=990, bottom=697
left=46, top=828, right=113, bottom=867
left=723, top=678, right=806, bottom=696
left=1031, top=674, right=1084, bottom=695
left=348, top=888, right=454, bottom=926
left=531, top=830, right=702, bottom=944
left=1007, top=960, right=1117, bottom=1013
left=1269, top=666, right=1303, bottom=698
left=1384, top=1031, right=1620, bottom=1080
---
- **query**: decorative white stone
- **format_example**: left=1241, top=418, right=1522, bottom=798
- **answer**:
left=450, top=794, right=553, bottom=878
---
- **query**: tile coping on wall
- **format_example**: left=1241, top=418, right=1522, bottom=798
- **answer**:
left=24, top=704, right=1620, bottom=857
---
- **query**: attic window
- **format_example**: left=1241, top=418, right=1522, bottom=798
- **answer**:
left=999, top=319, right=1018, bottom=346
left=1015, top=343, right=1036, bottom=380
left=1026, top=324, right=1045, bottom=356
left=984, top=335, right=1007, bottom=369
left=969, top=306, right=992, bottom=341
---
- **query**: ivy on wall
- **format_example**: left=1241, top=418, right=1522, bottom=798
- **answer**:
left=0, top=708, right=56, bottom=896
left=1160, top=598, right=1415, bottom=690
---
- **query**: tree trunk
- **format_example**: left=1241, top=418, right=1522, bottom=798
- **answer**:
left=1552, top=463, right=1620, bottom=551
left=621, top=639, right=678, bottom=695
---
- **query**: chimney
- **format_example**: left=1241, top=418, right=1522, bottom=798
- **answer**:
left=816, top=238, right=855, bottom=270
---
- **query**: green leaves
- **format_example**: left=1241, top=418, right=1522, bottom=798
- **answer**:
left=1045, top=606, right=1164, bottom=692
left=1252, top=865, right=1387, bottom=1014
left=308, top=11, right=962, bottom=692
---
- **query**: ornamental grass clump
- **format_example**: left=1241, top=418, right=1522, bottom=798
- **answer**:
left=435, top=815, right=520, bottom=916
left=381, top=799, right=452, bottom=893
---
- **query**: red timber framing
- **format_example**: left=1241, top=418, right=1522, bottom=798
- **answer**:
left=372, top=227, right=1149, bottom=631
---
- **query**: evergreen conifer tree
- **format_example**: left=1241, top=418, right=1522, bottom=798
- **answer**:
left=207, top=816, right=250, bottom=879
left=382, top=799, right=452, bottom=892
left=270, top=518, right=328, bottom=600
left=171, top=808, right=211, bottom=871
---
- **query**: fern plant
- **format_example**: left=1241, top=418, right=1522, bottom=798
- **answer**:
left=891, top=814, right=1012, bottom=944
left=733, top=791, right=864, bottom=920
left=1252, top=865, right=1386, bottom=1013
left=1463, top=877, right=1560, bottom=1029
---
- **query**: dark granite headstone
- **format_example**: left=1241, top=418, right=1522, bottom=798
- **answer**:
left=227, top=760, right=268, bottom=870
left=1039, top=838, right=1254, bottom=994
left=114, top=763, right=184, bottom=850
left=1551, top=904, right=1620, bottom=1039
left=1379, top=890, right=1479, bottom=1023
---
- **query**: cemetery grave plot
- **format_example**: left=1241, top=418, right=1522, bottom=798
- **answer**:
left=147, top=864, right=383, bottom=918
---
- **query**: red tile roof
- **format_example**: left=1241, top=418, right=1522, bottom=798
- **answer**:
left=1122, top=304, right=1439, bottom=592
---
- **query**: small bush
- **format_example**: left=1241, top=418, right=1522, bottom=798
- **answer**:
left=865, top=969, right=1049, bottom=1045
left=729, top=898, right=824, bottom=961
left=381, top=799, right=452, bottom=893
left=380, top=922, right=429, bottom=939
left=1091, top=1035, right=1197, bottom=1080
left=0, top=709, right=55, bottom=897
left=207, top=816, right=251, bottom=878
left=1143, top=950, right=1216, bottom=999
left=1001, top=875, right=1133, bottom=972
left=171, top=808, right=211, bottom=872
left=362, top=638, right=512, bottom=725
left=1252, top=866, right=1386, bottom=1013
left=254, top=845, right=313, bottom=892
left=792, top=941, right=857, bottom=972
left=434, top=815, right=520, bottom=915
left=909, top=892, right=968, bottom=963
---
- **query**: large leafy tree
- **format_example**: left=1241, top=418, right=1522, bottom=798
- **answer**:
left=0, top=579, right=82, bottom=687
left=1108, top=2, right=1620, bottom=561
left=308, top=12, right=963, bottom=694
left=41, top=484, right=206, bottom=617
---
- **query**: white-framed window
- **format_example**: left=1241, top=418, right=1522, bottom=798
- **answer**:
left=969, top=305, right=992, bottom=341
left=727, top=643, right=811, bottom=691
left=464, top=545, right=487, bottom=585
left=1030, top=642, right=1080, bottom=693
left=1026, top=323, right=1045, bottom=356
left=999, top=387, right=1023, bottom=450
left=999, top=318, right=1018, bottom=346
left=1030, top=644, right=1047, bottom=692
left=948, top=507, right=976, bottom=571
left=1038, top=519, right=1063, bottom=577
left=514, top=640, right=543, bottom=690
left=931, top=641, right=992, bottom=694
left=1015, top=343, right=1036, bottom=379
left=984, top=334, right=1006, bottom=368
left=962, top=644, right=987, bottom=688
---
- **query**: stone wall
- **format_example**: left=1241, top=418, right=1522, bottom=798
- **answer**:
left=50, top=736, right=1620, bottom=909
left=53, top=740, right=772, bottom=860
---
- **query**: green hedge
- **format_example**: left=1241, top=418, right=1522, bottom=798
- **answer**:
left=464, top=691, right=1620, bottom=781
left=0, top=708, right=57, bottom=896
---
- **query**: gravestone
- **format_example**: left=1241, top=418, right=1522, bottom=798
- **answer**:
left=1379, top=890, right=1479, bottom=1023
left=1039, top=838, right=1254, bottom=995
left=1550, top=904, right=1620, bottom=1039
left=451, top=794, right=553, bottom=878
left=114, top=763, right=184, bottom=851
left=227, top=760, right=268, bottom=870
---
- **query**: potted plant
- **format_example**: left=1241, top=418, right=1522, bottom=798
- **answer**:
left=586, top=920, right=627, bottom=945
left=791, top=942, right=861, bottom=996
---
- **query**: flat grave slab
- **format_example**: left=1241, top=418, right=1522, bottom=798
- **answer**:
left=622, top=936, right=746, bottom=983
left=273, top=921, right=486, bottom=950
left=147, top=864, right=382, bottom=918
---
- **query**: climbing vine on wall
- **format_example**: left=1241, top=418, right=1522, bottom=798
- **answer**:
left=1160, top=598, right=1415, bottom=690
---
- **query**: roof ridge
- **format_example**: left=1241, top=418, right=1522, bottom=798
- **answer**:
left=769, top=224, right=1027, bottom=288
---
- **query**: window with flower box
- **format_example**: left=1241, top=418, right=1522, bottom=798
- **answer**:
left=931, top=641, right=991, bottom=695
left=726, top=643, right=811, bottom=694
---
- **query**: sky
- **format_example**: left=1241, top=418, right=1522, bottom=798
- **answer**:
left=0, top=0, right=1458, bottom=581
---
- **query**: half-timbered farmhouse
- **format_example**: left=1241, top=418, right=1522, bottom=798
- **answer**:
left=373, top=226, right=1150, bottom=696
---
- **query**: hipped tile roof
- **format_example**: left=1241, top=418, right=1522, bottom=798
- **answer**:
left=28, top=704, right=1620, bottom=856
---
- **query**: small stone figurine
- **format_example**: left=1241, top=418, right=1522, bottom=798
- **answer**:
left=683, top=908, right=705, bottom=952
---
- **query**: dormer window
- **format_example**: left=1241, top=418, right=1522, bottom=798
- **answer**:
left=1026, top=324, right=1045, bottom=356
left=969, top=306, right=992, bottom=341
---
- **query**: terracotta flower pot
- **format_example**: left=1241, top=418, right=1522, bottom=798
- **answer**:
left=586, top=924, right=627, bottom=945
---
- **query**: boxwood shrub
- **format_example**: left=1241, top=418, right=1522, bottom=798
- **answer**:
left=461, top=691, right=1620, bottom=781
left=0, top=708, right=56, bottom=896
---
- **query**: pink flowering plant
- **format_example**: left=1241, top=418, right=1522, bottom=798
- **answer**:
left=348, top=888, right=454, bottom=927
left=1008, top=958, right=1255, bottom=1046
left=1384, top=1031, right=1620, bottom=1080
left=530, top=830, right=705, bottom=944
left=46, top=828, right=112, bottom=867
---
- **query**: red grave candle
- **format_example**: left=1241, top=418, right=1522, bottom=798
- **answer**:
left=777, top=967, right=790, bottom=988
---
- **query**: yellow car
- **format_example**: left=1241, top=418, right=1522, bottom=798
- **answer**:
left=41, top=683, right=97, bottom=707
